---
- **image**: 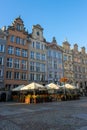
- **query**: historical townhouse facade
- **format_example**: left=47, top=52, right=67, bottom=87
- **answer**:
left=46, top=37, right=63, bottom=84
left=29, top=24, right=47, bottom=85
left=0, top=16, right=87, bottom=90
left=61, top=40, right=74, bottom=84
left=4, top=17, right=29, bottom=90
left=80, top=47, right=87, bottom=90
left=73, top=44, right=83, bottom=87
left=73, top=44, right=87, bottom=89
left=0, top=28, right=7, bottom=89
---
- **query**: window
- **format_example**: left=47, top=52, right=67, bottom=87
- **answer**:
left=32, top=42, right=35, bottom=48
left=48, top=59, right=52, bottom=68
left=75, top=74, right=77, bottom=78
left=41, top=74, right=45, bottom=81
left=6, top=71, right=12, bottom=79
left=30, top=51, right=34, bottom=59
left=54, top=61, right=57, bottom=69
left=20, top=39, right=26, bottom=45
left=10, top=35, right=15, bottom=43
left=41, top=44, right=44, bottom=50
left=58, top=63, right=62, bottom=69
left=63, top=55, right=67, bottom=61
left=41, top=64, right=45, bottom=72
left=58, top=53, right=62, bottom=59
left=22, top=39, right=25, bottom=45
left=74, top=66, right=77, bottom=72
left=5, top=84, right=11, bottom=90
left=14, top=72, right=20, bottom=79
left=36, top=42, right=40, bottom=49
left=49, top=72, right=53, bottom=78
left=16, top=24, right=21, bottom=31
left=54, top=72, right=57, bottom=79
left=14, top=59, right=20, bottom=69
left=8, top=46, right=14, bottom=54
left=21, top=60, right=27, bottom=70
left=21, top=73, right=27, bottom=80
left=20, top=38, right=23, bottom=44
left=0, top=45, right=5, bottom=52
left=30, top=62, right=35, bottom=71
left=7, top=58, right=13, bottom=68
left=36, top=31, right=40, bottom=36
left=15, top=48, right=21, bottom=56
left=0, top=69, right=3, bottom=77
left=83, top=67, right=85, bottom=73
left=24, top=40, right=26, bottom=45
left=36, top=74, right=40, bottom=81
left=53, top=51, right=56, bottom=58
left=36, top=62, right=40, bottom=72
left=22, top=49, right=28, bottom=57
left=48, top=50, right=51, bottom=57
left=30, top=73, right=34, bottom=81
left=13, top=85, right=19, bottom=88
left=36, top=52, right=40, bottom=60
left=68, top=56, right=72, bottom=61
left=16, top=37, right=20, bottom=44
left=41, top=54, right=45, bottom=61
left=0, top=57, right=3, bottom=65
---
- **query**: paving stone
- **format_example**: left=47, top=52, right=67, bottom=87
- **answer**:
left=0, top=97, right=87, bottom=130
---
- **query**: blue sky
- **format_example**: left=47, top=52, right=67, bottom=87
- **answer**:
left=0, top=0, right=87, bottom=51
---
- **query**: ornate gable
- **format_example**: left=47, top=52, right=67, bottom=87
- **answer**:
left=7, top=16, right=27, bottom=33
left=12, top=17, right=24, bottom=28
left=32, top=24, right=44, bottom=41
left=51, top=44, right=62, bottom=51
left=46, top=42, right=62, bottom=52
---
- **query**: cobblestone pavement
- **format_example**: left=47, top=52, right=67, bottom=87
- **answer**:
left=0, top=97, right=87, bottom=130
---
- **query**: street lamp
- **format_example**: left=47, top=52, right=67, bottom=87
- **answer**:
left=60, top=77, right=68, bottom=95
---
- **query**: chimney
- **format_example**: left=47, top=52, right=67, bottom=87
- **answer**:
left=81, top=47, right=85, bottom=54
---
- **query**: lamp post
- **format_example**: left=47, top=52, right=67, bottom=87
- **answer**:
left=60, top=77, right=68, bottom=95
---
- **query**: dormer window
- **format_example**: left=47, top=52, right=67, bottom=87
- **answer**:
left=36, top=31, right=40, bottom=36
left=16, top=24, right=21, bottom=31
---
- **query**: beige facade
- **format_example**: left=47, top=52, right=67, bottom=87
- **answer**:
left=73, top=44, right=82, bottom=87
left=81, top=47, right=87, bottom=89
left=73, top=44, right=87, bottom=90
left=61, top=40, right=74, bottom=84
left=62, top=41, right=87, bottom=90
left=28, top=24, right=47, bottom=85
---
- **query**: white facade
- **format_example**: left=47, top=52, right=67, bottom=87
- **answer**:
left=46, top=38, right=63, bottom=84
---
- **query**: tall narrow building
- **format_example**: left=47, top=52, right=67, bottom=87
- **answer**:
left=73, top=44, right=87, bottom=90
left=61, top=40, right=74, bottom=84
left=28, top=24, right=47, bottom=85
left=80, top=47, right=87, bottom=90
left=4, top=17, right=29, bottom=90
left=0, top=28, right=7, bottom=90
left=46, top=37, right=63, bottom=84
